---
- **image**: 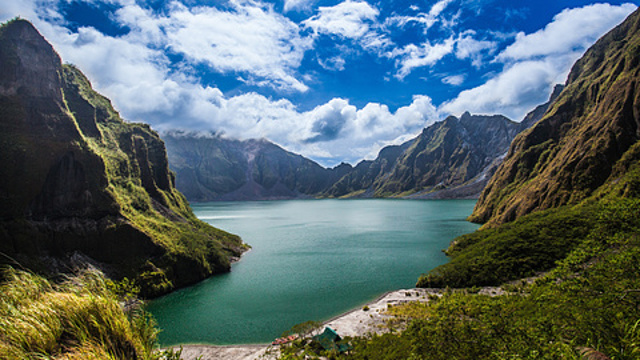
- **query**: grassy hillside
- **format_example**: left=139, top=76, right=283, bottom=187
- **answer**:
left=280, top=211, right=640, bottom=358
left=470, top=7, right=640, bottom=227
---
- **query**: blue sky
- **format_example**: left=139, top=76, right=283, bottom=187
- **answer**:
left=1, top=0, right=638, bottom=166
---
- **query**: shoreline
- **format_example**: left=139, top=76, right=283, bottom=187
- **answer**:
left=163, top=287, right=457, bottom=360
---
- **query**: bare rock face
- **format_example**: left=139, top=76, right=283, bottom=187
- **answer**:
left=0, top=19, right=246, bottom=297
left=470, top=8, right=640, bottom=226
left=0, top=19, right=63, bottom=101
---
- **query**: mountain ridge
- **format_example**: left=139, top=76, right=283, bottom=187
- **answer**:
left=469, top=7, right=640, bottom=226
left=0, top=19, right=247, bottom=297
left=164, top=86, right=563, bottom=202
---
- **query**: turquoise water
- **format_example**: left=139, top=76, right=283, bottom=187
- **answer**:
left=147, top=199, right=479, bottom=346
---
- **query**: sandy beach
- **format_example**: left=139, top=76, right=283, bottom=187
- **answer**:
left=162, top=287, right=504, bottom=360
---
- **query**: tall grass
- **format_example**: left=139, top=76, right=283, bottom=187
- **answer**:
left=0, top=268, right=161, bottom=360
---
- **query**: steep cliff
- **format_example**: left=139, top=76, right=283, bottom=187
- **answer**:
left=470, top=7, right=640, bottom=226
left=0, top=19, right=246, bottom=297
left=322, top=142, right=410, bottom=198
left=377, top=113, right=520, bottom=197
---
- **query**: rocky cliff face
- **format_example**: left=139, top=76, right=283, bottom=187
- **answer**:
left=163, top=132, right=351, bottom=201
left=322, top=142, right=410, bottom=198
left=377, top=113, right=520, bottom=197
left=470, top=8, right=640, bottom=226
left=0, top=19, right=246, bottom=297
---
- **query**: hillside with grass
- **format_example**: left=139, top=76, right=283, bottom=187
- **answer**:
left=469, top=5, right=640, bottom=227
left=0, top=19, right=247, bottom=297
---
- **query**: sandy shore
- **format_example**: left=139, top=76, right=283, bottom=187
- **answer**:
left=163, top=287, right=505, bottom=360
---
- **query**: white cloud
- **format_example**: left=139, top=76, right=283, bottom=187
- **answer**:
left=284, top=0, right=312, bottom=13
left=441, top=60, right=560, bottom=120
left=443, top=3, right=637, bottom=121
left=302, top=1, right=379, bottom=39
left=163, top=1, right=313, bottom=92
left=442, top=74, right=465, bottom=86
left=392, top=38, right=456, bottom=79
left=28, top=0, right=314, bottom=93
left=386, top=0, right=455, bottom=33
left=499, top=3, right=638, bottom=61
left=318, top=56, right=346, bottom=71
left=455, top=31, right=497, bottom=67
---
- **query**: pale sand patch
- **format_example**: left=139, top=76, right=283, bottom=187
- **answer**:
left=323, top=288, right=441, bottom=337
left=164, top=287, right=506, bottom=360
left=164, top=344, right=275, bottom=360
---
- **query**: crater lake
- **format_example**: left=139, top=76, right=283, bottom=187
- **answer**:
left=147, top=199, right=479, bottom=345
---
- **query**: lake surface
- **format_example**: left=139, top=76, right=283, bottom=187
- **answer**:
left=148, top=199, right=479, bottom=346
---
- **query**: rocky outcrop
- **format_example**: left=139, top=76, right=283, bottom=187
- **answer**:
left=470, top=8, right=640, bottom=226
left=0, top=19, right=246, bottom=297
left=518, top=84, right=565, bottom=132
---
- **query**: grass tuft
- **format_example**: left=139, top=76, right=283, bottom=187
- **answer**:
left=0, top=268, right=165, bottom=360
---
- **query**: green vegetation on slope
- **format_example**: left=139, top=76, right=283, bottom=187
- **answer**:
left=418, top=134, right=640, bottom=290
left=0, top=268, right=163, bottom=360
left=0, top=19, right=247, bottom=298
left=61, top=65, right=248, bottom=297
left=470, top=7, right=640, bottom=226
left=416, top=203, right=594, bottom=288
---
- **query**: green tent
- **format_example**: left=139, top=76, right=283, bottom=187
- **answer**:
left=313, top=327, right=352, bottom=352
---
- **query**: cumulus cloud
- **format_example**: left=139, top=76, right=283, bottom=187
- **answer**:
left=163, top=2, right=313, bottom=92
left=441, top=60, right=560, bottom=120
left=45, top=0, right=313, bottom=93
left=302, top=1, right=379, bottom=39
left=455, top=31, right=497, bottom=67
left=443, top=2, right=637, bottom=121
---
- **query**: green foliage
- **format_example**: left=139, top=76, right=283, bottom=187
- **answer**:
left=106, top=277, right=141, bottom=301
left=0, top=267, right=163, bottom=360
left=59, top=65, right=248, bottom=297
left=417, top=203, right=595, bottom=288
